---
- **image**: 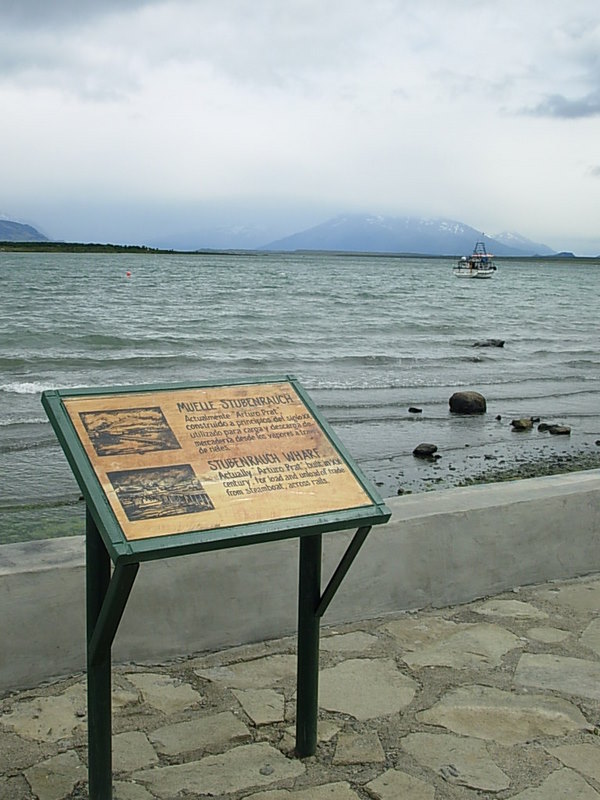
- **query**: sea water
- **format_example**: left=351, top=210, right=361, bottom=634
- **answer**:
left=1, top=251, right=599, bottom=543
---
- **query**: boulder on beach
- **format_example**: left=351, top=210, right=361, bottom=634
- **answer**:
left=511, top=418, right=534, bottom=431
left=449, top=391, right=486, bottom=414
left=472, top=338, right=505, bottom=348
left=413, top=443, right=438, bottom=458
left=548, top=425, right=571, bottom=435
left=538, top=422, right=571, bottom=435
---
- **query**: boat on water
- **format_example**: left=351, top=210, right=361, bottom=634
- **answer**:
left=454, top=241, right=497, bottom=278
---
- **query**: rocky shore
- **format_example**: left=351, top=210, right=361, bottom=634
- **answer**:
left=457, top=450, right=600, bottom=488
left=369, top=389, right=600, bottom=497
left=385, top=446, right=600, bottom=497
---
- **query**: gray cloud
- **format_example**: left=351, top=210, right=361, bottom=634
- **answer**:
left=526, top=91, right=600, bottom=118
left=3, top=0, right=600, bottom=252
left=3, top=0, right=162, bottom=29
left=0, top=31, right=139, bottom=99
left=0, top=1, right=385, bottom=99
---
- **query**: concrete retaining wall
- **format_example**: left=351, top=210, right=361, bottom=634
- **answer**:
left=1, top=469, right=599, bottom=693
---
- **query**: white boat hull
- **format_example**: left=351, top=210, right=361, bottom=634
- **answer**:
left=453, top=267, right=495, bottom=278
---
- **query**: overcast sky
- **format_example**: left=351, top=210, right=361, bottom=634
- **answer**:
left=2, top=0, right=600, bottom=253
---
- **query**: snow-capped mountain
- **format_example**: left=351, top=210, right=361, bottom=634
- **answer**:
left=262, top=214, right=555, bottom=256
left=491, top=231, right=555, bottom=256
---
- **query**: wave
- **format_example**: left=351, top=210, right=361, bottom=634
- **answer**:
left=0, top=438, right=56, bottom=454
left=2, top=372, right=598, bottom=398
left=327, top=354, right=401, bottom=366
left=563, top=360, right=600, bottom=369
left=0, top=416, right=48, bottom=426
left=0, top=381, right=52, bottom=395
left=0, top=353, right=196, bottom=369
left=75, top=333, right=228, bottom=348
left=0, top=496, right=83, bottom=513
left=318, top=385, right=600, bottom=408
left=2, top=344, right=598, bottom=374
left=305, top=374, right=600, bottom=392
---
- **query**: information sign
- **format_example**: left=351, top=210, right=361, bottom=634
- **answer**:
left=61, top=380, right=372, bottom=540
left=42, top=375, right=390, bottom=797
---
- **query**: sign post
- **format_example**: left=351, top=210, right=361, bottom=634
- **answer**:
left=43, top=376, right=390, bottom=798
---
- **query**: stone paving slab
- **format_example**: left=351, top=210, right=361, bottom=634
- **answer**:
left=401, top=732, right=511, bottom=792
left=1, top=573, right=600, bottom=800
left=124, top=672, right=201, bottom=714
left=472, top=598, right=549, bottom=620
left=401, top=621, right=521, bottom=669
left=332, top=731, right=385, bottom=765
left=112, top=732, right=158, bottom=773
left=581, top=618, right=600, bottom=656
left=515, top=653, right=600, bottom=700
left=547, top=743, right=600, bottom=784
left=417, top=684, right=590, bottom=745
left=23, top=752, right=86, bottom=800
left=232, top=688, right=286, bottom=726
left=148, top=711, right=251, bottom=755
left=319, top=658, right=417, bottom=720
left=132, top=742, right=305, bottom=797
left=245, top=783, right=359, bottom=800
left=365, top=769, right=435, bottom=800
left=509, top=767, right=600, bottom=798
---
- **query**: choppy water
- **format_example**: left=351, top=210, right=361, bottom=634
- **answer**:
left=1, top=251, right=599, bottom=543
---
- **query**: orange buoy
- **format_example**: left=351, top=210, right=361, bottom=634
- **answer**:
left=126, top=271, right=131, bottom=277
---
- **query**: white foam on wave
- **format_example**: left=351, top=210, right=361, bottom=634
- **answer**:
left=0, top=416, right=48, bottom=426
left=0, top=381, right=49, bottom=395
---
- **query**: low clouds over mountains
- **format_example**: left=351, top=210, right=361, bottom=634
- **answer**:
left=261, top=214, right=555, bottom=256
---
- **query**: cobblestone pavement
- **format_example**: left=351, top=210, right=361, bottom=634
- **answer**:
left=2, top=574, right=600, bottom=800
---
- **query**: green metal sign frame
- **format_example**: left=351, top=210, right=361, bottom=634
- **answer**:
left=42, top=375, right=390, bottom=800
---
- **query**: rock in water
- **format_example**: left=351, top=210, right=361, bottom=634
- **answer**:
left=548, top=425, right=571, bottom=435
left=449, top=391, right=486, bottom=414
left=472, top=339, right=505, bottom=348
left=413, top=443, right=438, bottom=458
left=511, top=418, right=534, bottom=431
left=408, top=406, right=423, bottom=414
left=538, top=422, right=571, bottom=435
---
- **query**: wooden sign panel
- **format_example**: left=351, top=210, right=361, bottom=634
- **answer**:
left=62, top=381, right=372, bottom=541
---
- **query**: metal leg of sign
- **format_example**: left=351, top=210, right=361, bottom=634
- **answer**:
left=294, top=526, right=372, bottom=758
left=86, top=510, right=139, bottom=800
left=88, top=561, right=140, bottom=669
left=316, top=526, right=371, bottom=619
left=86, top=510, right=113, bottom=800
left=295, top=532, right=322, bottom=757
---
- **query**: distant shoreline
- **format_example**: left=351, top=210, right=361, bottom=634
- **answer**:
left=0, top=241, right=254, bottom=256
left=0, top=240, right=596, bottom=261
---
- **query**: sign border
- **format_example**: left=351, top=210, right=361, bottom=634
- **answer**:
left=42, top=375, right=390, bottom=565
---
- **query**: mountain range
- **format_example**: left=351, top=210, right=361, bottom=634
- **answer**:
left=0, top=219, right=48, bottom=242
left=1, top=214, right=558, bottom=256
left=261, top=215, right=556, bottom=256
